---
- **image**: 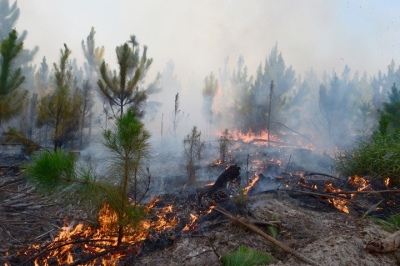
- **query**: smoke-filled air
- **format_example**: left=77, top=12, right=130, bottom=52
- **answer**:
left=2, top=0, right=400, bottom=264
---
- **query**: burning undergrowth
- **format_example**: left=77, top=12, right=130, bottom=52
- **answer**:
left=3, top=129, right=400, bottom=265
left=7, top=166, right=247, bottom=265
left=11, top=199, right=178, bottom=265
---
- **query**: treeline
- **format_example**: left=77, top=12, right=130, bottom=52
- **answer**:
left=1, top=0, right=400, bottom=153
left=199, top=46, right=400, bottom=149
left=0, top=0, right=159, bottom=151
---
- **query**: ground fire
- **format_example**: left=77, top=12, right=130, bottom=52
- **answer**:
left=2, top=128, right=400, bottom=265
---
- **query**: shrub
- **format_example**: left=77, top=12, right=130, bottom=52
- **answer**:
left=26, top=149, right=77, bottom=191
left=222, top=245, right=271, bottom=266
left=335, top=132, right=400, bottom=185
left=370, top=213, right=400, bottom=233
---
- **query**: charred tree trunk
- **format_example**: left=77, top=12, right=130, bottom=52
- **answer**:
left=196, top=164, right=241, bottom=205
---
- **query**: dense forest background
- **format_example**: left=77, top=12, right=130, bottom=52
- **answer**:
left=1, top=0, right=400, bottom=154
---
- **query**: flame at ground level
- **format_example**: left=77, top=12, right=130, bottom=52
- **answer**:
left=23, top=199, right=178, bottom=265
left=324, top=183, right=350, bottom=214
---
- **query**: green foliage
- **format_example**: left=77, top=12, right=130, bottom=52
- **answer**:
left=0, top=0, right=19, bottom=40
left=335, top=132, right=400, bottom=185
left=337, top=82, right=400, bottom=185
left=379, top=83, right=400, bottom=134
left=3, top=127, right=40, bottom=154
left=26, top=149, right=77, bottom=191
left=103, top=183, right=146, bottom=228
left=267, top=225, right=279, bottom=239
left=233, top=188, right=247, bottom=205
left=103, top=109, right=151, bottom=244
left=0, top=29, right=27, bottom=126
left=81, top=27, right=104, bottom=81
left=370, top=213, right=400, bottom=233
left=102, top=109, right=151, bottom=204
left=37, top=44, right=83, bottom=150
left=222, top=246, right=271, bottom=266
left=243, top=44, right=295, bottom=134
left=97, top=35, right=153, bottom=118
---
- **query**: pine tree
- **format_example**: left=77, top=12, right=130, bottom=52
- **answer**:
left=0, top=29, right=27, bottom=127
left=202, top=72, right=218, bottom=135
left=0, top=0, right=20, bottom=40
left=81, top=27, right=104, bottom=82
left=230, top=56, right=253, bottom=130
left=318, top=73, right=355, bottom=145
left=34, top=56, right=51, bottom=145
left=102, top=109, right=151, bottom=245
left=37, top=44, right=83, bottom=150
left=171, top=92, right=184, bottom=141
left=78, top=80, right=94, bottom=148
left=379, top=83, right=400, bottom=134
left=0, top=0, right=38, bottom=70
left=183, top=126, right=205, bottom=185
left=246, top=44, right=295, bottom=134
left=98, top=35, right=152, bottom=119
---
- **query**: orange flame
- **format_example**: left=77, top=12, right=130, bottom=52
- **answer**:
left=348, top=175, right=370, bottom=191
left=231, top=129, right=283, bottom=145
left=24, top=199, right=178, bottom=265
left=244, top=174, right=260, bottom=195
left=183, top=213, right=199, bottom=231
left=324, top=183, right=350, bottom=214
left=384, top=177, right=390, bottom=187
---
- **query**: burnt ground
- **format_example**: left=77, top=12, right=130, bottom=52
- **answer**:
left=1, top=144, right=400, bottom=265
left=137, top=191, right=400, bottom=266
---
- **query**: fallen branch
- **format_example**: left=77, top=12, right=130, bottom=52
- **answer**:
left=21, top=238, right=119, bottom=265
left=322, top=189, right=400, bottom=195
left=304, top=172, right=342, bottom=181
left=280, top=189, right=349, bottom=200
left=360, top=200, right=384, bottom=219
left=280, top=188, right=400, bottom=198
left=365, top=231, right=400, bottom=253
left=214, top=206, right=318, bottom=266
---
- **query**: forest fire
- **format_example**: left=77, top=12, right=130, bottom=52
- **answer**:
left=229, top=129, right=315, bottom=151
left=231, top=129, right=283, bottom=145
left=384, top=177, right=390, bottom=187
left=244, top=174, right=260, bottom=195
left=20, top=199, right=178, bottom=265
left=324, top=183, right=350, bottom=214
left=183, top=213, right=199, bottom=231
left=348, top=175, right=370, bottom=191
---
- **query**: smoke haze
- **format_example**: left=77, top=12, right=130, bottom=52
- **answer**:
left=17, top=1, right=400, bottom=78
left=13, top=0, right=400, bottom=147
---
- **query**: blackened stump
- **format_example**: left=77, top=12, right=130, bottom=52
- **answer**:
left=196, top=164, right=241, bottom=205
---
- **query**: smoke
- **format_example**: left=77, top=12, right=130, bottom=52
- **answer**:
left=17, top=1, right=400, bottom=81
left=10, top=0, right=400, bottom=188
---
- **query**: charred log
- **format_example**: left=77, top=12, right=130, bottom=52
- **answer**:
left=196, top=164, right=241, bottom=205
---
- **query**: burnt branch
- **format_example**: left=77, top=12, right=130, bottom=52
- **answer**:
left=214, top=205, right=319, bottom=266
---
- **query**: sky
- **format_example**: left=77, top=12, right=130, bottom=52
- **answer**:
left=16, top=0, right=400, bottom=82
